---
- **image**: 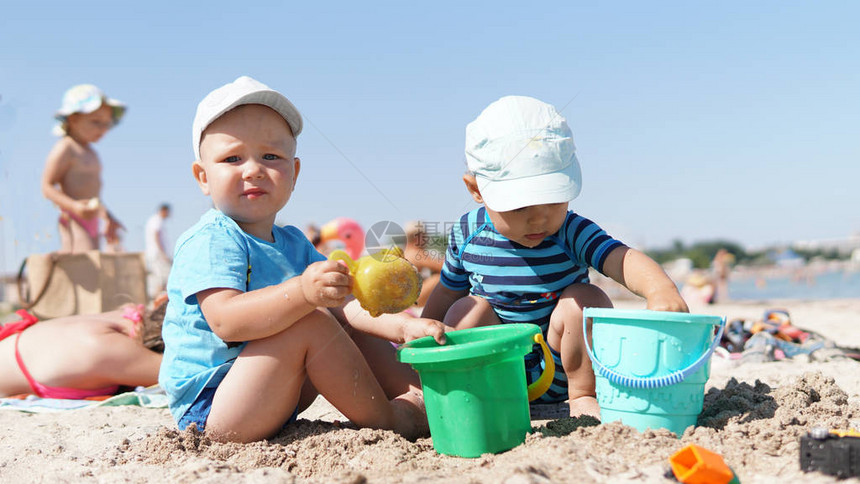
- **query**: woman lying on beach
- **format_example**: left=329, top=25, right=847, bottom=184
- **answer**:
left=0, top=304, right=163, bottom=399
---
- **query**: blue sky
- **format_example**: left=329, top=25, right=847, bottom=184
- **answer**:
left=2, top=1, right=859, bottom=275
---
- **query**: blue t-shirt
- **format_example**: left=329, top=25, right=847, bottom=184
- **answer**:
left=440, top=207, right=624, bottom=335
left=158, top=209, right=325, bottom=422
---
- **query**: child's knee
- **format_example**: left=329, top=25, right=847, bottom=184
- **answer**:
left=552, top=284, right=612, bottom=331
left=252, top=309, right=342, bottom=352
left=558, top=284, right=611, bottom=312
left=444, top=295, right=495, bottom=328
left=294, top=309, right=342, bottom=336
left=571, top=282, right=612, bottom=303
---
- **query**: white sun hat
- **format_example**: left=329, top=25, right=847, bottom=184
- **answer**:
left=192, top=76, right=303, bottom=160
left=465, top=95, right=581, bottom=212
left=53, top=84, right=126, bottom=136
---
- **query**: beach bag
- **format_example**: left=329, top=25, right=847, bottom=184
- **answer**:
left=16, top=251, right=147, bottom=319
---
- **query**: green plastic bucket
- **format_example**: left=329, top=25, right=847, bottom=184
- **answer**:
left=397, top=324, right=552, bottom=457
left=583, top=308, right=725, bottom=437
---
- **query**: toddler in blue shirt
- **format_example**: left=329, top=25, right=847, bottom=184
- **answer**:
left=159, top=76, right=446, bottom=442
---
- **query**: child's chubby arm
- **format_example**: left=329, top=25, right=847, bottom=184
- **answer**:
left=329, top=301, right=448, bottom=345
left=40, top=140, right=99, bottom=219
left=601, top=246, right=689, bottom=313
left=196, top=260, right=352, bottom=343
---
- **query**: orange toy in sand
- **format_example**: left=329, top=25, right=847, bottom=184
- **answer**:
left=329, top=247, right=422, bottom=317
left=669, top=444, right=739, bottom=484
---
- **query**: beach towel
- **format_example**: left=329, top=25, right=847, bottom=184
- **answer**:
left=0, top=385, right=168, bottom=413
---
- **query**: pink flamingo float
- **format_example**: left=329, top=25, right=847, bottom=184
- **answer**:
left=319, top=217, right=365, bottom=260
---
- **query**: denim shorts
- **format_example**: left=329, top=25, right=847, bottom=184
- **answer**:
left=524, top=343, right=569, bottom=404
left=178, top=386, right=298, bottom=432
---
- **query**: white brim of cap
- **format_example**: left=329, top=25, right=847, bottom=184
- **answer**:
left=219, top=91, right=301, bottom=136
left=476, top=169, right=581, bottom=212
left=193, top=90, right=302, bottom=160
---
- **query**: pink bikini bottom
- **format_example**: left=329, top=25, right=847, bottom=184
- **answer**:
left=59, top=210, right=100, bottom=240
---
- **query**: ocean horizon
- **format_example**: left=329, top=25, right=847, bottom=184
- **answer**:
left=728, top=267, right=860, bottom=301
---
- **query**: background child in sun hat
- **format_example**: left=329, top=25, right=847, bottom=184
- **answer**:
left=41, top=84, right=126, bottom=253
left=159, top=76, right=447, bottom=443
left=421, top=95, right=688, bottom=419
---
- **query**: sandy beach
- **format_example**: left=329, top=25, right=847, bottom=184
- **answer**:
left=1, top=298, right=859, bottom=483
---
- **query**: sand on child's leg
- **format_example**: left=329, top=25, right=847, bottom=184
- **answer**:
left=546, top=283, right=612, bottom=419
left=341, top=316, right=431, bottom=440
left=568, top=395, right=601, bottom=420
left=202, top=309, right=400, bottom=442
left=390, top=389, right=429, bottom=440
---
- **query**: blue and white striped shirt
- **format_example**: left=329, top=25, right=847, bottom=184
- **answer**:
left=440, top=207, right=624, bottom=334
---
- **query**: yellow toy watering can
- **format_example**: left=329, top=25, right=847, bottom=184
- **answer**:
left=329, top=247, right=422, bottom=317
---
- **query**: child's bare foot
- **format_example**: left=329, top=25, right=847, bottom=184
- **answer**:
left=568, top=395, right=600, bottom=420
left=390, top=390, right=429, bottom=440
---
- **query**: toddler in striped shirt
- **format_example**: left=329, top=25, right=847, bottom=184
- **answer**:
left=421, top=96, right=688, bottom=419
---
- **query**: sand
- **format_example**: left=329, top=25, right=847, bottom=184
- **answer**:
left=1, top=298, right=859, bottom=483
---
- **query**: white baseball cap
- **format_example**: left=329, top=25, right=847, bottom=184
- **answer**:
left=465, top=95, right=581, bottom=212
left=192, top=76, right=303, bottom=160
left=53, top=84, right=126, bottom=136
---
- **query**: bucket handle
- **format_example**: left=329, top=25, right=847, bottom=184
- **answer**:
left=527, top=333, right=555, bottom=401
left=583, top=314, right=726, bottom=389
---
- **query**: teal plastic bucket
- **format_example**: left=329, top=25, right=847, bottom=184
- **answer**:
left=583, top=308, right=725, bottom=437
left=397, top=324, right=548, bottom=457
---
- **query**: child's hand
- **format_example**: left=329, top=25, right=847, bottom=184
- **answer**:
left=74, top=199, right=100, bottom=220
left=104, top=216, right=125, bottom=245
left=402, top=317, right=448, bottom=345
left=301, top=260, right=353, bottom=308
left=646, top=290, right=690, bottom=313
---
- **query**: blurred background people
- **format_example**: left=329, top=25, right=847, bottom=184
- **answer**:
left=144, top=203, right=172, bottom=300
left=402, top=220, right=444, bottom=307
